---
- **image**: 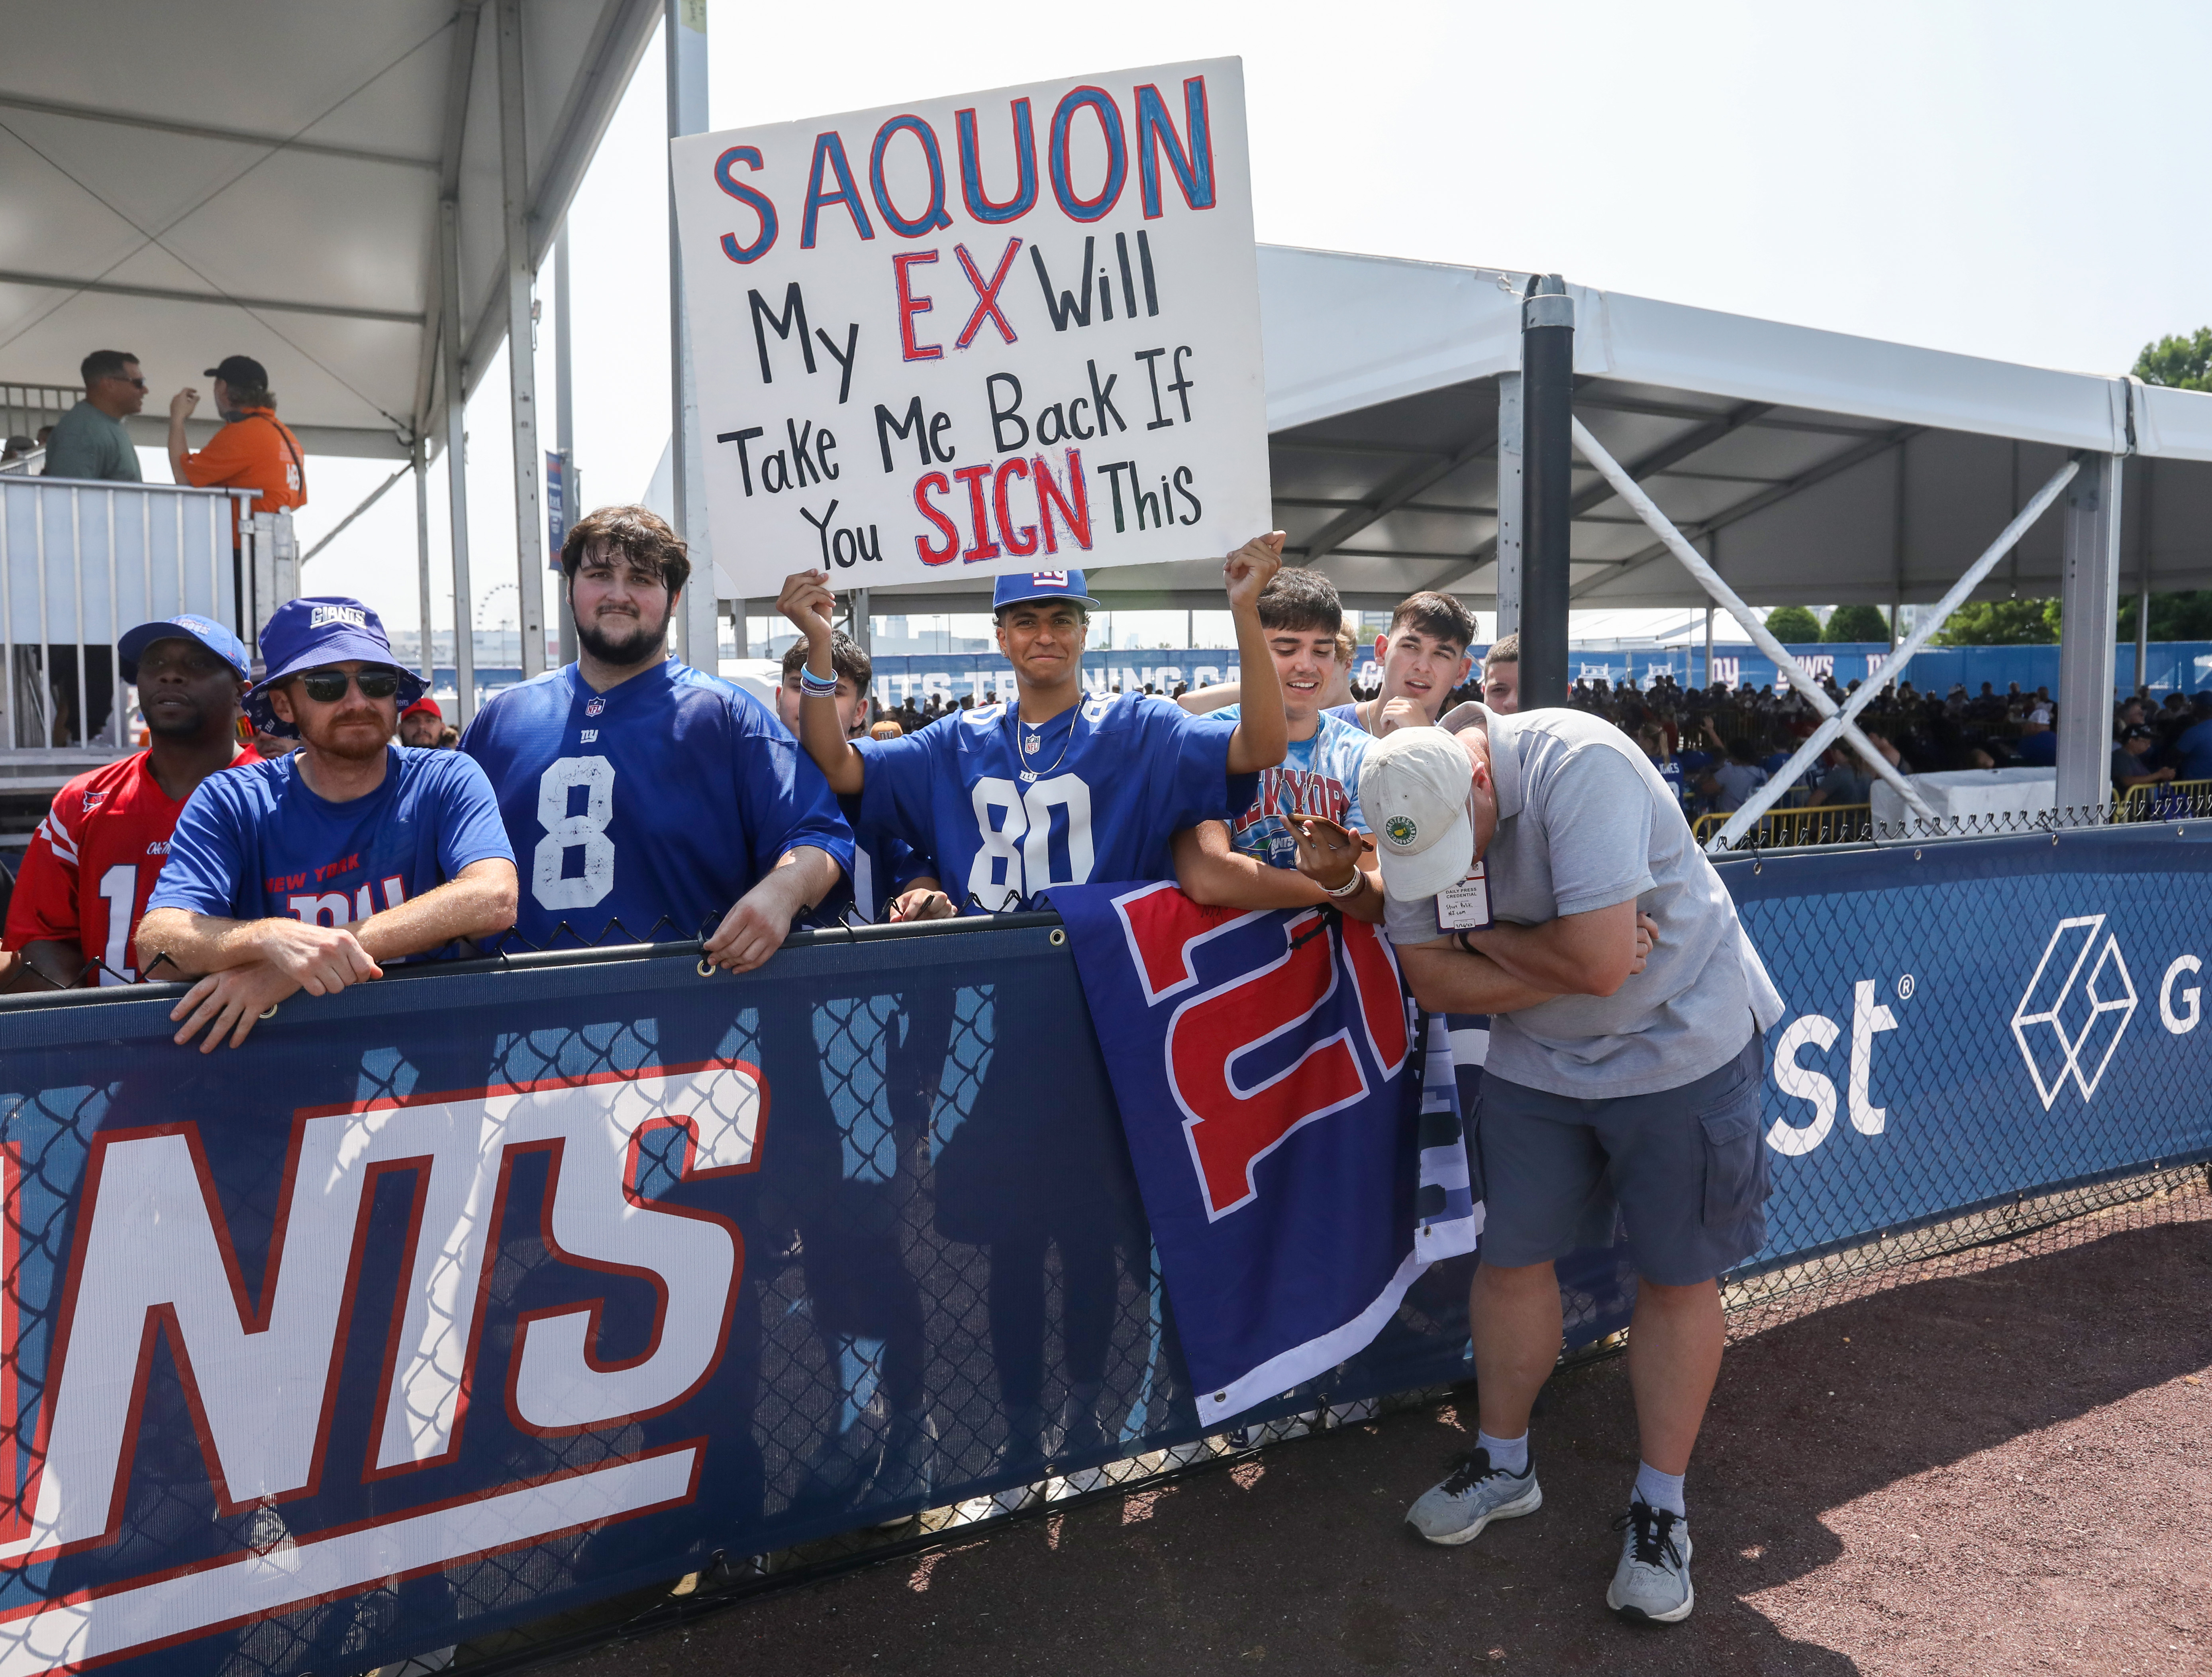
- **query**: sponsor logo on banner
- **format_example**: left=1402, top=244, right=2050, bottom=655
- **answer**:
left=2011, top=915, right=2137, bottom=1107
left=0, top=1062, right=763, bottom=1674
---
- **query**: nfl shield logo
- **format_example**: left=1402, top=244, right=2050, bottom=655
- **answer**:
left=585, top=695, right=606, bottom=717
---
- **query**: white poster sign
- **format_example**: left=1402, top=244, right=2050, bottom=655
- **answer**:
left=669, top=59, right=1269, bottom=599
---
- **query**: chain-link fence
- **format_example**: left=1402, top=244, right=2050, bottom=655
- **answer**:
left=0, top=805, right=2203, bottom=1677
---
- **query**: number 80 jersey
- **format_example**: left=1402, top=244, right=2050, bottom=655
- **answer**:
left=858, top=692, right=1253, bottom=913
left=461, top=662, right=855, bottom=949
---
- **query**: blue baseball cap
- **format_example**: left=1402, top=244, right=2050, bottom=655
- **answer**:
left=246, top=595, right=424, bottom=737
left=991, top=569, right=1100, bottom=613
left=117, top=614, right=250, bottom=682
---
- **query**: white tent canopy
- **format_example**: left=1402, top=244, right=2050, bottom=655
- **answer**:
left=875, top=245, right=2212, bottom=614
left=0, top=0, right=657, bottom=460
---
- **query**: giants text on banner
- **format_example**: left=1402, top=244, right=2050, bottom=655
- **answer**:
left=1054, top=884, right=1480, bottom=1424
left=668, top=60, right=1271, bottom=598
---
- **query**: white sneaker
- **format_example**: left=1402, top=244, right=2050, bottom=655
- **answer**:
left=1606, top=1499, right=1694, bottom=1624
left=1404, top=1449, right=1543, bottom=1546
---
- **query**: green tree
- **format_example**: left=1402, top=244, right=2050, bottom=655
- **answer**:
left=1932, top=598, right=2063, bottom=645
left=1823, top=603, right=1890, bottom=642
left=1763, top=604, right=1823, bottom=644
left=2118, top=589, right=2212, bottom=641
left=2135, top=327, right=2212, bottom=392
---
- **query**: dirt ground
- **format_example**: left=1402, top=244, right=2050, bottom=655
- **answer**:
left=563, top=1206, right=2211, bottom=1677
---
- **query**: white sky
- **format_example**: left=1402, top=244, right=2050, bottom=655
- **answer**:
left=287, top=0, right=2212, bottom=648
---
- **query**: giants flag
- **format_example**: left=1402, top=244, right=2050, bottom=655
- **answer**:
left=1055, top=884, right=1480, bottom=1424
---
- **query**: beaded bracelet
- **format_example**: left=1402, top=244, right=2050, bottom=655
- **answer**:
left=798, top=666, right=840, bottom=697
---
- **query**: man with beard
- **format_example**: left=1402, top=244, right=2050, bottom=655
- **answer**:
left=460, top=504, right=850, bottom=958
left=137, top=596, right=518, bottom=1051
left=4, top=615, right=258, bottom=988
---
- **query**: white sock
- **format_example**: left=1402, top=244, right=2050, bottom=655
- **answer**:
left=1634, top=1461, right=1686, bottom=1518
left=1476, top=1428, right=1528, bottom=1475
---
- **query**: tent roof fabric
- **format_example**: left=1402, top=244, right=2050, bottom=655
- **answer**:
left=0, top=0, right=656, bottom=461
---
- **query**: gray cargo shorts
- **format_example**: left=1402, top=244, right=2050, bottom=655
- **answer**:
left=1470, top=1032, right=1768, bottom=1286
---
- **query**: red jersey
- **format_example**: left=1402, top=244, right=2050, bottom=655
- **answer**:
left=4, top=748, right=259, bottom=985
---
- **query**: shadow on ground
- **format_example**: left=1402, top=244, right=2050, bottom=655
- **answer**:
left=566, top=1216, right=2212, bottom=1677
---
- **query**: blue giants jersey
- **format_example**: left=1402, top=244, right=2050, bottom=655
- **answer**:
left=461, top=661, right=854, bottom=948
left=858, top=692, right=1253, bottom=912
left=1211, top=704, right=1372, bottom=867
left=818, top=793, right=937, bottom=925
left=147, top=747, right=514, bottom=940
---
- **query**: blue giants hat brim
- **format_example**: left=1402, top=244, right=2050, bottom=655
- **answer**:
left=245, top=596, right=424, bottom=738
left=991, top=569, right=1102, bottom=612
left=117, top=614, right=251, bottom=682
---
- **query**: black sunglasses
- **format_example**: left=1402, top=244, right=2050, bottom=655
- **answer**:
left=298, top=667, right=402, bottom=703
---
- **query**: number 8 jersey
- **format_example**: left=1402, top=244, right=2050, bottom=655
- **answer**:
left=859, top=692, right=1254, bottom=912
left=462, top=660, right=855, bottom=948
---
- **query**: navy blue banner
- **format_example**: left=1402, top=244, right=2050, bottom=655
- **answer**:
left=1053, top=886, right=1479, bottom=1424
left=0, top=825, right=2202, bottom=1677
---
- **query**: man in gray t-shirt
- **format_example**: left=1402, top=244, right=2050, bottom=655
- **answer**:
left=42, top=350, right=146, bottom=484
left=1346, top=702, right=1783, bottom=1625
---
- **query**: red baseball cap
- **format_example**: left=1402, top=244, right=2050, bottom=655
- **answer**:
left=402, top=694, right=442, bottom=721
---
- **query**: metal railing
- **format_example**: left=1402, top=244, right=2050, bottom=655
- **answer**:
left=0, top=473, right=250, bottom=762
left=1692, top=802, right=1873, bottom=847
left=0, top=382, right=77, bottom=448
left=2118, top=775, right=2212, bottom=820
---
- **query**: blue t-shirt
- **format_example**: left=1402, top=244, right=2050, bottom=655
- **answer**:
left=460, top=661, right=854, bottom=948
left=2173, top=716, right=2212, bottom=782
left=859, top=691, right=1252, bottom=912
left=148, top=747, right=514, bottom=940
left=2016, top=729, right=2058, bottom=767
left=1211, top=704, right=1371, bottom=867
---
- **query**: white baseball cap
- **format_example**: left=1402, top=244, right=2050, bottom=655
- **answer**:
left=1360, top=727, right=1475, bottom=900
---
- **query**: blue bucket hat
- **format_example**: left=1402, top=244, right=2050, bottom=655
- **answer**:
left=246, top=596, right=423, bottom=737
left=117, top=614, right=251, bottom=682
left=991, top=569, right=1101, bottom=613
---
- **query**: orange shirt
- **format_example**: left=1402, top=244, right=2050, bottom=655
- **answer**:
left=180, top=406, right=308, bottom=542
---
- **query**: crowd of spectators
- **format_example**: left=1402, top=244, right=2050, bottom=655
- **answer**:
left=1549, top=664, right=2212, bottom=819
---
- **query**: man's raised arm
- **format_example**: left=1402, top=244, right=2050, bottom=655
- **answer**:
left=1222, top=534, right=1290, bottom=776
left=777, top=569, right=866, bottom=795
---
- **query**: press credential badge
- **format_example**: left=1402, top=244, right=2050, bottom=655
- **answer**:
left=1436, top=861, right=1494, bottom=931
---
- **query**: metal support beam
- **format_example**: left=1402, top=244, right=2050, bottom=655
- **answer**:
left=1493, top=371, right=1522, bottom=637
left=1567, top=417, right=1940, bottom=831
left=497, top=0, right=547, bottom=682
left=1296, top=420, right=1498, bottom=567
left=2057, top=452, right=2124, bottom=813
left=554, top=223, right=579, bottom=668
left=439, top=199, right=478, bottom=725
left=0, top=269, right=424, bottom=324
left=1519, top=278, right=1573, bottom=709
left=666, top=0, right=718, bottom=672
left=1568, top=423, right=1919, bottom=603
left=414, top=436, right=433, bottom=683
left=0, top=92, right=437, bottom=168
left=1712, top=458, right=2080, bottom=848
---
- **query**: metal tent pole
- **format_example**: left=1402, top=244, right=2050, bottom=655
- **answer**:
left=439, top=199, right=477, bottom=724
left=2133, top=458, right=2152, bottom=694
left=554, top=222, right=579, bottom=667
left=413, top=434, right=432, bottom=683
left=666, top=0, right=718, bottom=673
left=1493, top=370, right=1523, bottom=638
left=1519, top=277, right=1572, bottom=709
left=496, top=0, right=547, bottom=681
left=2056, top=452, right=2124, bottom=813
